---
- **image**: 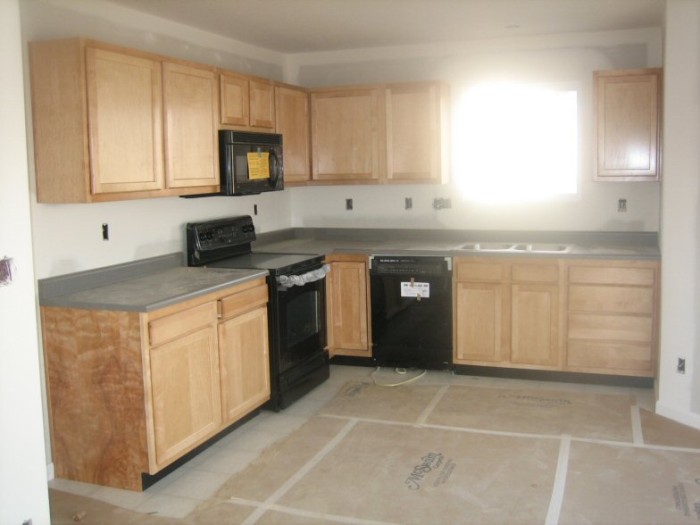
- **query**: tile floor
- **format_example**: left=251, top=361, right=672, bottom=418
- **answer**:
left=48, top=365, right=700, bottom=524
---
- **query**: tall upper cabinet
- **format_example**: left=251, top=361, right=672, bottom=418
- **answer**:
left=29, top=39, right=220, bottom=203
left=275, top=84, right=311, bottom=183
left=594, top=68, right=662, bottom=181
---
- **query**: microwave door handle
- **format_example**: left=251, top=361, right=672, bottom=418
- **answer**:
left=269, top=150, right=282, bottom=187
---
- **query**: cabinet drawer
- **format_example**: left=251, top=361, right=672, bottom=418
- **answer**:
left=568, top=266, right=655, bottom=286
left=569, top=284, right=654, bottom=315
left=511, top=263, right=559, bottom=283
left=567, top=340, right=653, bottom=373
left=568, top=313, right=652, bottom=343
left=149, top=302, right=217, bottom=346
left=455, top=261, right=507, bottom=282
left=218, top=283, right=268, bottom=320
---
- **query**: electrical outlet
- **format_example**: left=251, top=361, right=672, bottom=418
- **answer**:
left=346, top=198, right=353, bottom=211
left=618, top=198, right=627, bottom=212
left=102, top=223, right=109, bottom=241
left=254, top=204, right=258, bottom=215
left=433, top=198, right=452, bottom=210
left=405, top=197, right=413, bottom=210
left=678, top=358, right=686, bottom=374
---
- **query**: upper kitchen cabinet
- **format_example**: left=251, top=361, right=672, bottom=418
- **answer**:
left=29, top=39, right=220, bottom=202
left=309, top=82, right=450, bottom=185
left=163, top=62, right=219, bottom=190
left=594, top=68, right=662, bottom=181
left=275, top=84, right=311, bottom=183
left=220, top=71, right=275, bottom=131
left=310, top=86, right=386, bottom=183
left=385, top=82, right=450, bottom=184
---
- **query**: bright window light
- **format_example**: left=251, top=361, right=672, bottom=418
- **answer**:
left=454, top=83, right=578, bottom=203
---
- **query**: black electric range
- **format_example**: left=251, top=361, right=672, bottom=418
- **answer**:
left=186, top=215, right=330, bottom=410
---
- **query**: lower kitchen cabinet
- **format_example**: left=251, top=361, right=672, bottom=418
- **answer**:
left=40, top=277, right=269, bottom=490
left=325, top=254, right=371, bottom=358
left=454, top=258, right=562, bottom=370
left=565, top=259, right=659, bottom=376
left=146, top=302, right=222, bottom=471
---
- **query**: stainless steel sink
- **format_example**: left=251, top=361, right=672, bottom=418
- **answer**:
left=457, top=242, right=571, bottom=253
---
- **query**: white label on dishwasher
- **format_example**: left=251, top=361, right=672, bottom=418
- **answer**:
left=401, top=281, right=430, bottom=298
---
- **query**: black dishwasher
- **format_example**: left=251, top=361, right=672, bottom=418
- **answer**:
left=370, top=255, right=452, bottom=370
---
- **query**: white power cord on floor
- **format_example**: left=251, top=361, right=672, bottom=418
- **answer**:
left=371, top=366, right=427, bottom=387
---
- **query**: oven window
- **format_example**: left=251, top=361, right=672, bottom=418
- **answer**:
left=286, top=289, right=320, bottom=347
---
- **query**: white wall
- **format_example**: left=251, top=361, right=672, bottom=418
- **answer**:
left=21, top=0, right=295, bottom=278
left=288, top=29, right=662, bottom=232
left=0, top=0, right=51, bottom=522
left=656, top=0, right=700, bottom=427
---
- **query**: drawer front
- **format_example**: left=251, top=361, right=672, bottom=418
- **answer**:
left=567, top=340, right=653, bottom=373
left=511, top=263, right=559, bottom=283
left=568, top=266, right=655, bottom=286
left=218, top=283, right=268, bottom=320
left=455, top=261, right=507, bottom=282
left=149, top=301, right=217, bottom=347
left=569, top=284, right=654, bottom=315
left=568, top=313, right=652, bottom=343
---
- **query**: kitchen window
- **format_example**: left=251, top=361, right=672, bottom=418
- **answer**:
left=454, top=82, right=578, bottom=203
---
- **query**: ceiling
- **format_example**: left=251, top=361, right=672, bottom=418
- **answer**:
left=104, top=0, right=665, bottom=54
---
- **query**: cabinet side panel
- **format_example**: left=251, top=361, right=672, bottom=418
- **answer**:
left=41, top=307, right=148, bottom=490
left=29, top=39, right=90, bottom=202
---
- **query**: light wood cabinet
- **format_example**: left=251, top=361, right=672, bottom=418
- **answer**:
left=218, top=281, right=270, bottom=424
left=594, top=68, right=662, bottom=181
left=565, top=260, right=659, bottom=376
left=385, top=82, right=449, bottom=184
left=29, top=38, right=220, bottom=202
left=145, top=302, right=221, bottom=470
left=309, top=82, right=449, bottom=185
left=40, top=277, right=269, bottom=490
left=325, top=254, right=371, bottom=357
left=275, top=84, right=311, bottom=183
left=454, top=258, right=562, bottom=370
left=220, top=71, right=275, bottom=131
left=311, top=87, right=385, bottom=182
left=163, top=62, right=220, bottom=190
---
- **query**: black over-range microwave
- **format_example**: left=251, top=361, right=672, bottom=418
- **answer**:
left=185, top=130, right=284, bottom=197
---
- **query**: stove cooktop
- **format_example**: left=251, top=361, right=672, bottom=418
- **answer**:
left=204, top=252, right=324, bottom=276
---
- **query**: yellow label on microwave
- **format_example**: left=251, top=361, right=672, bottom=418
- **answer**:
left=247, top=152, right=270, bottom=180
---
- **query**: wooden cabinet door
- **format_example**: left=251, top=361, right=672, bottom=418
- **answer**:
left=454, top=282, right=505, bottom=364
left=326, top=257, right=371, bottom=357
left=565, top=260, right=659, bottom=376
left=511, top=284, right=559, bottom=368
left=276, top=85, right=311, bottom=182
left=163, top=62, right=219, bottom=190
left=385, top=82, right=448, bottom=183
left=311, top=88, right=384, bottom=182
left=147, top=314, right=221, bottom=470
left=220, top=72, right=249, bottom=126
left=249, top=79, right=275, bottom=130
left=218, top=307, right=271, bottom=425
left=594, top=69, right=662, bottom=181
left=86, top=47, right=164, bottom=194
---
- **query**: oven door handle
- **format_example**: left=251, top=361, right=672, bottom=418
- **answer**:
left=277, top=264, right=331, bottom=289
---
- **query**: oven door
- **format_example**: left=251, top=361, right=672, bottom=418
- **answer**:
left=274, top=272, right=327, bottom=373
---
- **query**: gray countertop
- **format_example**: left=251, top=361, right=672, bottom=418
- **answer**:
left=253, top=228, right=660, bottom=260
left=38, top=253, right=268, bottom=312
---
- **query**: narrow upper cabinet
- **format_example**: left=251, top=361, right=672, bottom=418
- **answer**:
left=310, top=86, right=385, bottom=182
left=385, top=82, right=449, bottom=184
left=275, top=84, right=311, bottom=183
left=220, top=71, right=275, bottom=131
left=30, top=39, right=164, bottom=202
left=594, top=68, right=662, bottom=181
left=163, top=62, right=219, bottom=192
